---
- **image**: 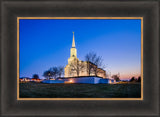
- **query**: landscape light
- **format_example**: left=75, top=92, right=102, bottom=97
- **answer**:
left=69, top=79, right=73, bottom=83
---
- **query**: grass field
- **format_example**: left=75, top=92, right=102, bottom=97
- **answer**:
left=19, top=82, right=141, bottom=98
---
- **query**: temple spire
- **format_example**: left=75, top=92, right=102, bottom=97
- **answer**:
left=72, top=32, right=75, bottom=48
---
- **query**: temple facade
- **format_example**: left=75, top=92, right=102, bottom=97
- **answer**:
left=64, top=32, right=106, bottom=78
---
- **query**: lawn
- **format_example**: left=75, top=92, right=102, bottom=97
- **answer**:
left=19, top=82, right=141, bottom=98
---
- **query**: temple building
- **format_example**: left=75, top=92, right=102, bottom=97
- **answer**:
left=64, top=32, right=106, bottom=78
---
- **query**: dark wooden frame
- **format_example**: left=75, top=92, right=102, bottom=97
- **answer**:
left=0, top=0, right=159, bottom=116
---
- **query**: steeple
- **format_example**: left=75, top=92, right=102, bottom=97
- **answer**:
left=72, top=32, right=75, bottom=48
left=67, top=32, right=78, bottom=65
left=69, top=32, right=77, bottom=58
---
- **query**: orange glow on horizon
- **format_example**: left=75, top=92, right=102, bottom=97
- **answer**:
left=120, top=73, right=141, bottom=79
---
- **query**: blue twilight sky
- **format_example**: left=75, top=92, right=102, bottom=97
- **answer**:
left=20, top=19, right=141, bottom=80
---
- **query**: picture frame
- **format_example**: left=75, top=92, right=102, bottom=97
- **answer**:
left=17, top=16, right=143, bottom=100
left=1, top=0, right=159, bottom=116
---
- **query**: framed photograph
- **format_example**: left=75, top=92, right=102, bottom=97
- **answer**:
left=17, top=17, right=143, bottom=100
left=1, top=0, right=159, bottom=117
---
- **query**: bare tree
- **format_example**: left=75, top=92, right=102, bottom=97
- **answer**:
left=85, top=52, right=105, bottom=76
left=69, top=58, right=85, bottom=77
left=50, top=67, right=59, bottom=79
left=44, top=66, right=64, bottom=80
left=129, top=76, right=136, bottom=82
left=33, top=74, right=39, bottom=79
left=43, top=70, right=53, bottom=80
left=85, top=52, right=96, bottom=76
left=112, top=74, right=121, bottom=81
left=137, top=76, right=141, bottom=82
left=57, top=66, right=64, bottom=77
